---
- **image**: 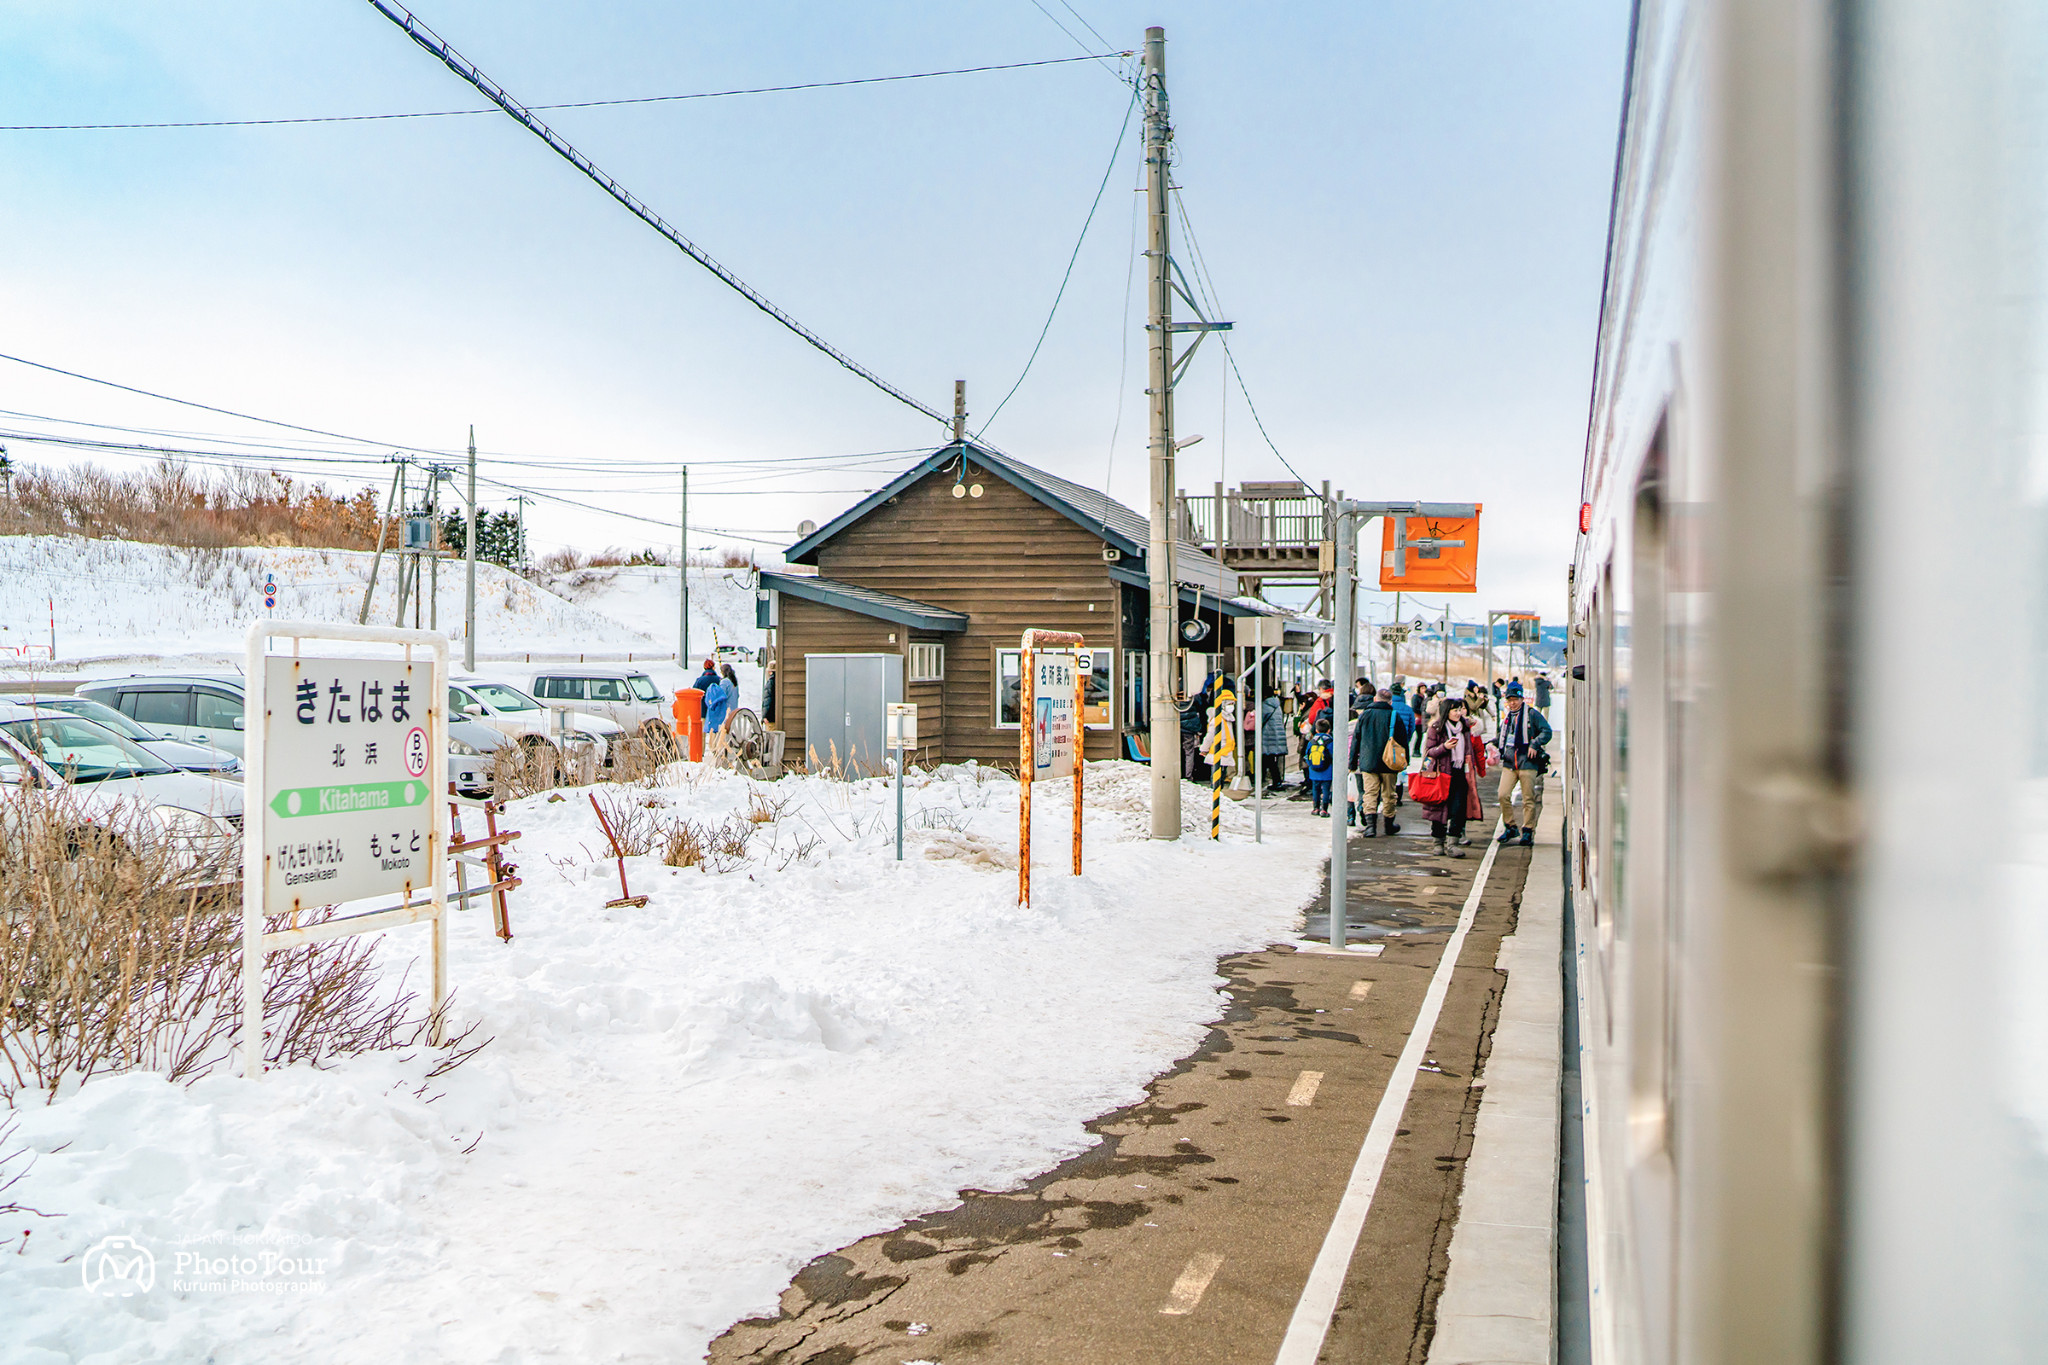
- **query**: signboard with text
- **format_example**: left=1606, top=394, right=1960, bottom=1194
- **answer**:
left=1030, top=650, right=1078, bottom=781
left=262, top=655, right=439, bottom=911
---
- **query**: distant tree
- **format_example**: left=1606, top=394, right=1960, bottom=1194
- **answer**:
left=437, top=509, right=523, bottom=566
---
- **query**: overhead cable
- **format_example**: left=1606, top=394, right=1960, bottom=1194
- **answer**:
left=364, top=0, right=952, bottom=431
left=977, top=79, right=1139, bottom=437
left=0, top=52, right=1129, bottom=131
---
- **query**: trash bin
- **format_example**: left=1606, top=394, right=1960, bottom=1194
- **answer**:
left=672, top=688, right=705, bottom=762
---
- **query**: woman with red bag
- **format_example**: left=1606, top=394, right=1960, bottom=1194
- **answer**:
left=1416, top=696, right=1488, bottom=858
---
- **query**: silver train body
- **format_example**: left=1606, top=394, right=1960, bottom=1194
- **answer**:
left=1564, top=0, right=2044, bottom=1361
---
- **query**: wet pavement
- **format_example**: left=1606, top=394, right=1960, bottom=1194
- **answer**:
left=709, top=794, right=1536, bottom=1364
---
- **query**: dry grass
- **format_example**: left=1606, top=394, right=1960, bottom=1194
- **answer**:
left=0, top=788, right=479, bottom=1103
left=489, top=739, right=562, bottom=801
left=0, top=458, right=392, bottom=550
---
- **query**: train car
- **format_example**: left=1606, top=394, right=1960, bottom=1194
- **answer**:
left=1564, top=1, right=2044, bottom=1362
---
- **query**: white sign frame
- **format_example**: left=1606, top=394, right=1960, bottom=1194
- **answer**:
left=242, top=619, right=451, bottom=1079
left=886, top=702, right=917, bottom=750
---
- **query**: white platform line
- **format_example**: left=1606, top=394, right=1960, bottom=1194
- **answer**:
left=1159, top=1252, right=1226, bottom=1315
left=1273, top=826, right=1502, bottom=1365
left=1286, top=1070, right=1325, bottom=1107
left=1349, top=980, right=1373, bottom=1000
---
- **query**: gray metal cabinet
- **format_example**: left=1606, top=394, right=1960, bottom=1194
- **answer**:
left=803, top=653, right=901, bottom=776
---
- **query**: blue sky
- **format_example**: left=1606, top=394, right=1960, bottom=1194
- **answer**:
left=0, top=0, right=1628, bottom=625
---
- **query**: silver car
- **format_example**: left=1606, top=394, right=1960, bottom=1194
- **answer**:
left=0, top=694, right=242, bottom=777
left=0, top=701, right=243, bottom=876
left=74, top=674, right=248, bottom=758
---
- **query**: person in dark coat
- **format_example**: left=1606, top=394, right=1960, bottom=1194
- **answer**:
left=1494, top=680, right=1552, bottom=845
left=1420, top=696, right=1487, bottom=857
left=1181, top=674, right=1212, bottom=782
left=1258, top=691, right=1288, bottom=790
left=1346, top=687, right=1410, bottom=836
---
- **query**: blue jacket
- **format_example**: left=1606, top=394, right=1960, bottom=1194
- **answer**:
left=1304, top=730, right=1335, bottom=779
left=695, top=669, right=729, bottom=728
left=1389, top=695, right=1416, bottom=736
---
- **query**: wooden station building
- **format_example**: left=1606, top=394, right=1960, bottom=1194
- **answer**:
left=758, top=442, right=1309, bottom=772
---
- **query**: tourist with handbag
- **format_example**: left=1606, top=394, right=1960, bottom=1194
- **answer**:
left=1346, top=687, right=1411, bottom=836
left=1416, top=696, right=1487, bottom=857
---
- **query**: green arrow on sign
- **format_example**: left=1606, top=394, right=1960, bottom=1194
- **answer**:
left=269, top=780, right=428, bottom=819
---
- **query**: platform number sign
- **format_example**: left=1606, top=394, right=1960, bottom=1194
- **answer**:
left=260, top=656, right=439, bottom=911
left=262, top=572, right=277, bottom=613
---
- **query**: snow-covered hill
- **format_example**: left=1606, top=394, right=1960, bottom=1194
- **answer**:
left=0, top=538, right=762, bottom=676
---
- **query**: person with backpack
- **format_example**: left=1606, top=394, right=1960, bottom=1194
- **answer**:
left=1347, top=686, right=1410, bottom=836
left=1304, top=715, right=1335, bottom=817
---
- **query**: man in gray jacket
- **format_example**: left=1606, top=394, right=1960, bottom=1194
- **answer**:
left=1495, top=681, right=1553, bottom=846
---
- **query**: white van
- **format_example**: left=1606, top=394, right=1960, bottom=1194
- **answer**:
left=451, top=676, right=620, bottom=768
left=527, top=668, right=672, bottom=744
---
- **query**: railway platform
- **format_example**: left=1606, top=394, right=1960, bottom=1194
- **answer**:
left=710, top=790, right=1564, bottom=1364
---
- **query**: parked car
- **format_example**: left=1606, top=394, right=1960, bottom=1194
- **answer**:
left=75, top=673, right=248, bottom=758
left=0, top=700, right=243, bottom=877
left=447, top=718, right=509, bottom=801
left=0, top=693, right=242, bottom=777
left=527, top=667, right=673, bottom=745
left=451, top=676, right=619, bottom=768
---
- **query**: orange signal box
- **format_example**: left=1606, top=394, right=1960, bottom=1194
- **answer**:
left=1379, top=505, right=1481, bottom=592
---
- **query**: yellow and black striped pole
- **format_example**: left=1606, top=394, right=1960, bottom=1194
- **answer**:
left=1205, top=680, right=1235, bottom=841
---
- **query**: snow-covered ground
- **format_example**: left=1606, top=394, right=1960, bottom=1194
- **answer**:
left=0, top=761, right=1322, bottom=1363
left=0, top=538, right=763, bottom=676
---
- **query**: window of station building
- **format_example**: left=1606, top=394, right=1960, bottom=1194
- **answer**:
left=907, top=642, right=945, bottom=683
left=994, top=647, right=1112, bottom=729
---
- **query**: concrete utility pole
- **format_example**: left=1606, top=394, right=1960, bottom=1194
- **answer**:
left=393, top=461, right=412, bottom=627
left=464, top=428, right=478, bottom=671
left=359, top=459, right=405, bottom=625
left=953, top=380, right=967, bottom=444
left=427, top=467, right=441, bottom=632
left=511, top=493, right=533, bottom=572
left=688, top=466, right=696, bottom=663
left=1145, top=26, right=1180, bottom=840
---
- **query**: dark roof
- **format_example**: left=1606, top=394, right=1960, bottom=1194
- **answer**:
left=758, top=571, right=968, bottom=633
left=784, top=441, right=1231, bottom=593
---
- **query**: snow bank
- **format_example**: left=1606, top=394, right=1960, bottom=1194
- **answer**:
left=0, top=761, right=1322, bottom=1362
left=0, top=536, right=672, bottom=668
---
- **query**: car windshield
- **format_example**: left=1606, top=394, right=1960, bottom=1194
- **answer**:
left=42, top=697, right=156, bottom=742
left=1, top=716, right=178, bottom=782
left=472, top=683, right=541, bottom=712
left=628, top=675, right=661, bottom=702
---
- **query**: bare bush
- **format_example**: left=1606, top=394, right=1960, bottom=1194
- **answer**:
left=490, top=739, right=561, bottom=801
left=0, top=458, right=390, bottom=550
left=589, top=788, right=663, bottom=858
left=608, top=732, right=678, bottom=788
left=744, top=792, right=785, bottom=824
left=704, top=819, right=753, bottom=873
left=0, top=789, right=482, bottom=1102
left=659, top=818, right=708, bottom=869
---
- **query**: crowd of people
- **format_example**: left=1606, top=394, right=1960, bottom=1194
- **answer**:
left=1182, top=667, right=1553, bottom=858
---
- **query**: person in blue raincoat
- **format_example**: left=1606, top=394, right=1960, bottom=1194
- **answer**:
left=694, top=658, right=728, bottom=731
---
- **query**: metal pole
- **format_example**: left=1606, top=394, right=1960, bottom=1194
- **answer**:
left=1442, top=601, right=1450, bottom=691
left=895, top=750, right=904, bottom=861
left=428, top=469, right=440, bottom=632
left=464, top=429, right=478, bottom=671
left=1329, top=509, right=1353, bottom=949
left=688, top=464, right=696, bottom=667
left=1254, top=652, right=1264, bottom=844
left=360, top=460, right=404, bottom=625
left=1390, top=589, right=1402, bottom=686
left=1018, top=645, right=1034, bottom=904
left=393, top=463, right=411, bottom=626
left=1144, top=25, right=1180, bottom=841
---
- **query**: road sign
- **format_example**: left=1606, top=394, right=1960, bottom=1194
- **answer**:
left=263, top=572, right=277, bottom=612
left=1378, top=625, right=1411, bottom=646
left=243, top=620, right=450, bottom=1078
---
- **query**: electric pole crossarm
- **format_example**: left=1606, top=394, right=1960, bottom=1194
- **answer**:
left=364, top=0, right=952, bottom=431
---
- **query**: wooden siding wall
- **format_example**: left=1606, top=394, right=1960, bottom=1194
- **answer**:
left=775, top=597, right=896, bottom=770
left=807, top=464, right=1122, bottom=767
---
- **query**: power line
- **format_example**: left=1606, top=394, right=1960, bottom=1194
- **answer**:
left=0, top=352, right=424, bottom=453
left=977, top=80, right=1139, bottom=437
left=1021, top=0, right=1128, bottom=82
left=1165, top=189, right=1316, bottom=492
left=0, top=52, right=1130, bottom=131
left=366, top=0, right=952, bottom=431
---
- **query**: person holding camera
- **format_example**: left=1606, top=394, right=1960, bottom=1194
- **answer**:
left=1494, top=680, right=1552, bottom=846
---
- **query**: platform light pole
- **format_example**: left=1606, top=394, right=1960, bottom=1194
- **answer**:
left=464, top=427, right=478, bottom=671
